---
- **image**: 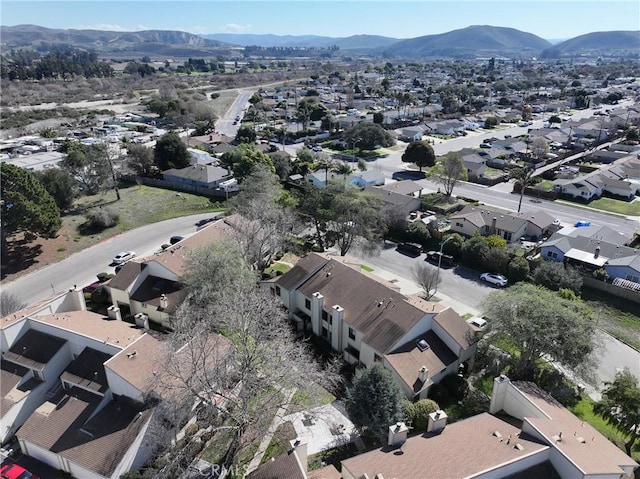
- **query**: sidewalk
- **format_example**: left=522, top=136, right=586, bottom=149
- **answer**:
left=244, top=388, right=296, bottom=476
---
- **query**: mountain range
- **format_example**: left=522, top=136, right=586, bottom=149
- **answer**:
left=1, top=24, right=638, bottom=59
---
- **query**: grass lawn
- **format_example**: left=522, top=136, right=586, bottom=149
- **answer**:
left=287, top=383, right=336, bottom=415
left=587, top=197, right=640, bottom=216
left=207, top=90, right=241, bottom=120
left=308, top=442, right=360, bottom=471
left=261, top=421, right=297, bottom=464
left=582, top=286, right=640, bottom=350
left=264, top=262, right=292, bottom=276
left=360, top=264, right=374, bottom=272
left=569, top=397, right=640, bottom=462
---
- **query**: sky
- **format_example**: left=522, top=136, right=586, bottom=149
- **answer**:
left=2, top=0, right=639, bottom=41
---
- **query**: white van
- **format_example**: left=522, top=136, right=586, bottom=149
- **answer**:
left=468, top=317, right=487, bottom=329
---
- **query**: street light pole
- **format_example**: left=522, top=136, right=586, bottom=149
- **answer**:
left=433, top=236, right=453, bottom=298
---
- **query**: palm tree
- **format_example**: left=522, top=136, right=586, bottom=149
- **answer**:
left=510, top=166, right=537, bottom=213
left=315, top=156, right=336, bottom=185
left=333, top=162, right=353, bottom=180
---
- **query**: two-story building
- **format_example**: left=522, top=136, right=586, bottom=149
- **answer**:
left=269, top=253, right=477, bottom=400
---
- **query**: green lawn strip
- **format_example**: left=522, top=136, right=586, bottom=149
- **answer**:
left=588, top=197, right=640, bottom=216
left=582, top=286, right=640, bottom=351
left=287, top=385, right=336, bottom=415
left=307, top=442, right=360, bottom=471
left=260, top=421, right=297, bottom=463
left=568, top=397, right=640, bottom=461
left=264, top=262, right=292, bottom=275
left=360, top=264, right=374, bottom=272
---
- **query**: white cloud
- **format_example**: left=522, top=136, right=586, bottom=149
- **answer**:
left=222, top=23, right=252, bottom=33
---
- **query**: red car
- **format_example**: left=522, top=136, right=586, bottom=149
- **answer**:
left=1, top=464, right=40, bottom=479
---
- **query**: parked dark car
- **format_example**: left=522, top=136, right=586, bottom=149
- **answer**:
left=426, top=251, right=455, bottom=267
left=195, top=217, right=218, bottom=227
left=396, top=242, right=423, bottom=257
left=170, top=235, right=185, bottom=245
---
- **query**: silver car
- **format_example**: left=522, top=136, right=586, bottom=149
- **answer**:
left=480, top=272, right=508, bottom=287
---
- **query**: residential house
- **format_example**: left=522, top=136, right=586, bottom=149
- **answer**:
left=348, top=170, right=385, bottom=188
left=338, top=376, right=637, bottom=479
left=162, top=164, right=233, bottom=190
left=187, top=147, right=216, bottom=165
left=270, top=253, right=477, bottom=400
left=0, top=289, right=162, bottom=479
left=460, top=152, right=487, bottom=180
left=376, top=180, right=423, bottom=197
left=399, top=126, right=424, bottom=142
left=108, top=217, right=233, bottom=323
left=541, top=232, right=640, bottom=279
left=364, top=185, right=422, bottom=219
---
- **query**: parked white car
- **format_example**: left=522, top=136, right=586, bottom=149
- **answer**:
left=480, top=273, right=508, bottom=287
left=112, top=251, right=136, bottom=265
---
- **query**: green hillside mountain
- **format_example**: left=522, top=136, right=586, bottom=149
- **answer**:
left=541, top=31, right=640, bottom=58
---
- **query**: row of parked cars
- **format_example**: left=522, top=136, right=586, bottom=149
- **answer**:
left=396, top=242, right=508, bottom=287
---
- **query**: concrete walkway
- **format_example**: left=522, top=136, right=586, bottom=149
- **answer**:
left=244, top=388, right=296, bottom=476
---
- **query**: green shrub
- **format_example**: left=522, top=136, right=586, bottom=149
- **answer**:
left=96, top=272, right=114, bottom=282
left=91, top=286, right=110, bottom=304
left=85, top=207, right=120, bottom=230
left=428, top=383, right=449, bottom=404
left=403, top=399, right=440, bottom=431
left=441, top=374, right=469, bottom=401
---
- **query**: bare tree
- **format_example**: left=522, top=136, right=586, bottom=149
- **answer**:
left=229, top=165, right=298, bottom=272
left=431, top=151, right=467, bottom=198
left=413, top=263, right=441, bottom=300
left=530, top=136, right=550, bottom=161
left=145, top=242, right=341, bottom=475
left=0, top=291, right=26, bottom=317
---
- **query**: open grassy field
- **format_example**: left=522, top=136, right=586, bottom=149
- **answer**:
left=2, top=183, right=225, bottom=282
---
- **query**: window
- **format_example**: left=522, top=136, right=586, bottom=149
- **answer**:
left=322, top=327, right=328, bottom=338
left=348, top=327, right=356, bottom=340
left=374, top=353, right=382, bottom=363
left=141, top=303, right=148, bottom=309
left=275, top=285, right=281, bottom=296
left=456, top=222, right=463, bottom=228
left=322, top=310, right=328, bottom=322
left=305, top=298, right=311, bottom=310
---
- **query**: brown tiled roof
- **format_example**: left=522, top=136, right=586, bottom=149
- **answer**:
left=1, top=360, right=31, bottom=417
left=129, top=275, right=186, bottom=313
left=0, top=292, right=68, bottom=330
left=512, top=381, right=639, bottom=475
left=275, top=253, right=329, bottom=291
left=306, top=464, right=341, bottom=479
left=104, top=333, right=167, bottom=394
left=3, top=329, right=67, bottom=371
left=31, top=310, right=145, bottom=350
left=246, top=451, right=305, bottom=479
left=17, top=388, right=151, bottom=477
left=60, top=348, right=112, bottom=395
left=433, top=307, right=475, bottom=350
left=108, top=261, right=143, bottom=291
left=385, top=330, right=457, bottom=395
left=297, top=257, right=426, bottom=354
left=141, top=217, right=234, bottom=277
left=341, top=413, right=549, bottom=479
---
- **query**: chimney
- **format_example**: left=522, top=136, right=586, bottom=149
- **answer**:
left=107, top=305, right=122, bottom=321
left=427, top=410, right=448, bottom=433
left=492, top=217, right=497, bottom=233
left=594, top=244, right=600, bottom=259
left=418, top=366, right=429, bottom=383
left=387, top=422, right=408, bottom=447
left=134, top=313, right=149, bottom=330
left=160, top=294, right=168, bottom=310
left=289, top=437, right=308, bottom=473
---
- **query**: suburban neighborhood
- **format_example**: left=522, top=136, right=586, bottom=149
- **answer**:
left=1, top=10, right=640, bottom=479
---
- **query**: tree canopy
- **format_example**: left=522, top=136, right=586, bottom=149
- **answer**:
left=1, top=163, right=61, bottom=248
left=481, top=283, right=596, bottom=379
left=345, top=364, right=404, bottom=443
left=594, top=368, right=640, bottom=455
left=402, top=140, right=436, bottom=172
left=60, top=142, right=112, bottom=195
left=343, top=122, right=395, bottom=150
left=154, top=131, right=191, bottom=171
left=431, top=152, right=467, bottom=197
left=532, top=261, right=583, bottom=295
left=221, top=144, right=275, bottom=182
left=35, top=168, right=76, bottom=211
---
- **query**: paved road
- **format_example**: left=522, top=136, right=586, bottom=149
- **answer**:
left=346, top=245, right=640, bottom=400
left=1, top=212, right=220, bottom=305
left=216, top=90, right=253, bottom=137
